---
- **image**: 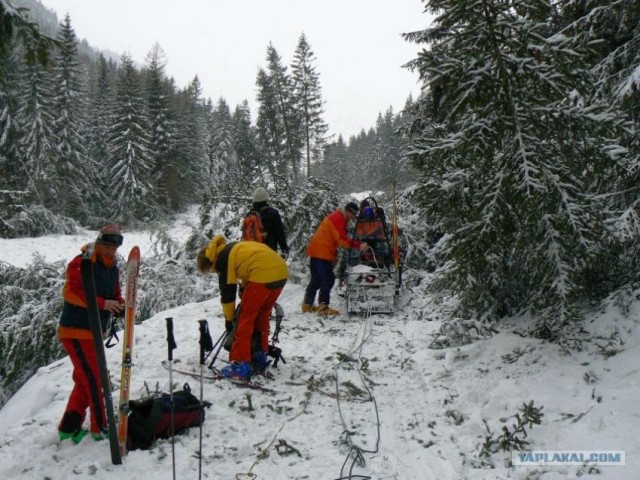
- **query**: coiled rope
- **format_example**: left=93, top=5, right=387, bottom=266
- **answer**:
left=331, top=306, right=381, bottom=480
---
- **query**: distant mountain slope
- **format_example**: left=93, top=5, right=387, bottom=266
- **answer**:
left=11, top=0, right=120, bottom=62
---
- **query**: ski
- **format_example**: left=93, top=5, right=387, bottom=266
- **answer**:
left=161, top=360, right=277, bottom=393
left=116, top=246, right=141, bottom=457
left=209, top=366, right=277, bottom=393
left=80, top=251, right=122, bottom=465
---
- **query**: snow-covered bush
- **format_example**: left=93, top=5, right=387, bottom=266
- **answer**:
left=188, top=178, right=342, bottom=262
left=135, top=253, right=215, bottom=322
left=1, top=204, right=79, bottom=238
left=0, top=257, right=66, bottom=406
left=0, top=232, right=217, bottom=409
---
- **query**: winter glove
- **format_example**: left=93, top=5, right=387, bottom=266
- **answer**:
left=225, top=320, right=234, bottom=333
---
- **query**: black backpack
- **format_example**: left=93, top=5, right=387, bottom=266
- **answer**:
left=126, top=383, right=210, bottom=450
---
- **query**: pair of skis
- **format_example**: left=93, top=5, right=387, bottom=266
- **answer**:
left=80, top=245, right=140, bottom=465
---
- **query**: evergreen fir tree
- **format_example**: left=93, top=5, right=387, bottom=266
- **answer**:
left=372, top=107, right=404, bottom=189
left=349, top=129, right=376, bottom=192
left=85, top=53, right=115, bottom=220
left=0, top=45, right=22, bottom=194
left=107, top=53, right=154, bottom=223
left=403, top=0, right=631, bottom=329
left=231, top=100, right=263, bottom=185
left=171, top=75, right=209, bottom=207
left=256, top=66, right=285, bottom=183
left=207, top=97, right=237, bottom=195
left=15, top=31, right=56, bottom=207
left=145, top=44, right=177, bottom=212
left=291, top=33, right=328, bottom=178
left=51, top=14, right=91, bottom=219
left=256, top=44, right=301, bottom=188
left=316, top=134, right=347, bottom=190
left=552, top=1, right=640, bottom=297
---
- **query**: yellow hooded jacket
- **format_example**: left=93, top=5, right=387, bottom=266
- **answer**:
left=204, top=236, right=288, bottom=321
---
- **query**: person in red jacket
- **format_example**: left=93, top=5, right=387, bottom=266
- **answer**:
left=57, top=224, right=124, bottom=443
left=302, top=202, right=367, bottom=315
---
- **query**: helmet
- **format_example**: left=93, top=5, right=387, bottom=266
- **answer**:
left=253, top=187, right=270, bottom=203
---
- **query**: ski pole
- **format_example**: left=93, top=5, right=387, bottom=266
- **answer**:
left=206, top=329, right=228, bottom=370
left=197, top=320, right=213, bottom=480
left=203, top=328, right=228, bottom=365
left=165, top=317, right=177, bottom=480
left=271, top=302, right=285, bottom=343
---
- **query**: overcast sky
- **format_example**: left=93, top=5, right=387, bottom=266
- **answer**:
left=37, top=0, right=428, bottom=140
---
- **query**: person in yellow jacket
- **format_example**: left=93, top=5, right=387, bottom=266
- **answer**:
left=196, top=235, right=288, bottom=379
left=303, top=202, right=368, bottom=315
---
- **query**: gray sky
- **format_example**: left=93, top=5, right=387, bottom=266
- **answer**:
left=38, top=0, right=428, bottom=139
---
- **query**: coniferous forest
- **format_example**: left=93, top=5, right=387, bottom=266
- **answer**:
left=1, top=0, right=639, bottom=407
left=0, top=0, right=415, bottom=237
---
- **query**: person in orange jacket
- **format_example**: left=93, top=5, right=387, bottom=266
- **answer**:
left=302, top=202, right=368, bottom=315
left=57, top=224, right=124, bottom=444
left=196, top=235, right=288, bottom=379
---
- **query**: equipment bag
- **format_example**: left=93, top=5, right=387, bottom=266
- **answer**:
left=241, top=208, right=267, bottom=243
left=126, top=383, right=210, bottom=450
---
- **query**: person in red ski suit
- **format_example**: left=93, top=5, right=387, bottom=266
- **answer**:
left=57, top=224, right=124, bottom=443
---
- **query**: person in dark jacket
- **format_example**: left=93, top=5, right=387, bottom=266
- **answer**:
left=247, top=186, right=289, bottom=255
left=57, top=224, right=124, bottom=444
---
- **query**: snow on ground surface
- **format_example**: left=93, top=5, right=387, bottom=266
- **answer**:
left=0, top=210, right=638, bottom=479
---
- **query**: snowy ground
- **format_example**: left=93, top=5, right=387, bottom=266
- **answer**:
left=0, top=206, right=198, bottom=269
left=0, top=213, right=638, bottom=479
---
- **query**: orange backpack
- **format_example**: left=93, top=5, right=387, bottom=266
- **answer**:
left=241, top=209, right=267, bottom=243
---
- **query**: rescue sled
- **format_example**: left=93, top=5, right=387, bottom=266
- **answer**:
left=342, top=196, right=403, bottom=314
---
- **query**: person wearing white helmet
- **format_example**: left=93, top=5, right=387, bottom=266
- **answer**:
left=243, top=186, right=289, bottom=256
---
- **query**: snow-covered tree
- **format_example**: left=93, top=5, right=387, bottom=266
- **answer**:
left=51, top=14, right=91, bottom=219
left=107, top=53, right=154, bottom=223
left=553, top=1, right=640, bottom=300
left=315, top=134, right=347, bottom=188
left=0, top=258, right=65, bottom=407
left=231, top=100, right=263, bottom=185
left=256, top=44, right=301, bottom=188
left=291, top=33, right=328, bottom=177
left=0, top=46, right=22, bottom=194
left=168, top=75, right=210, bottom=209
left=206, top=97, right=237, bottom=194
left=144, top=44, right=177, bottom=212
left=372, top=107, right=404, bottom=189
left=85, top=53, right=115, bottom=220
left=15, top=31, right=57, bottom=207
left=403, top=0, right=632, bottom=329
